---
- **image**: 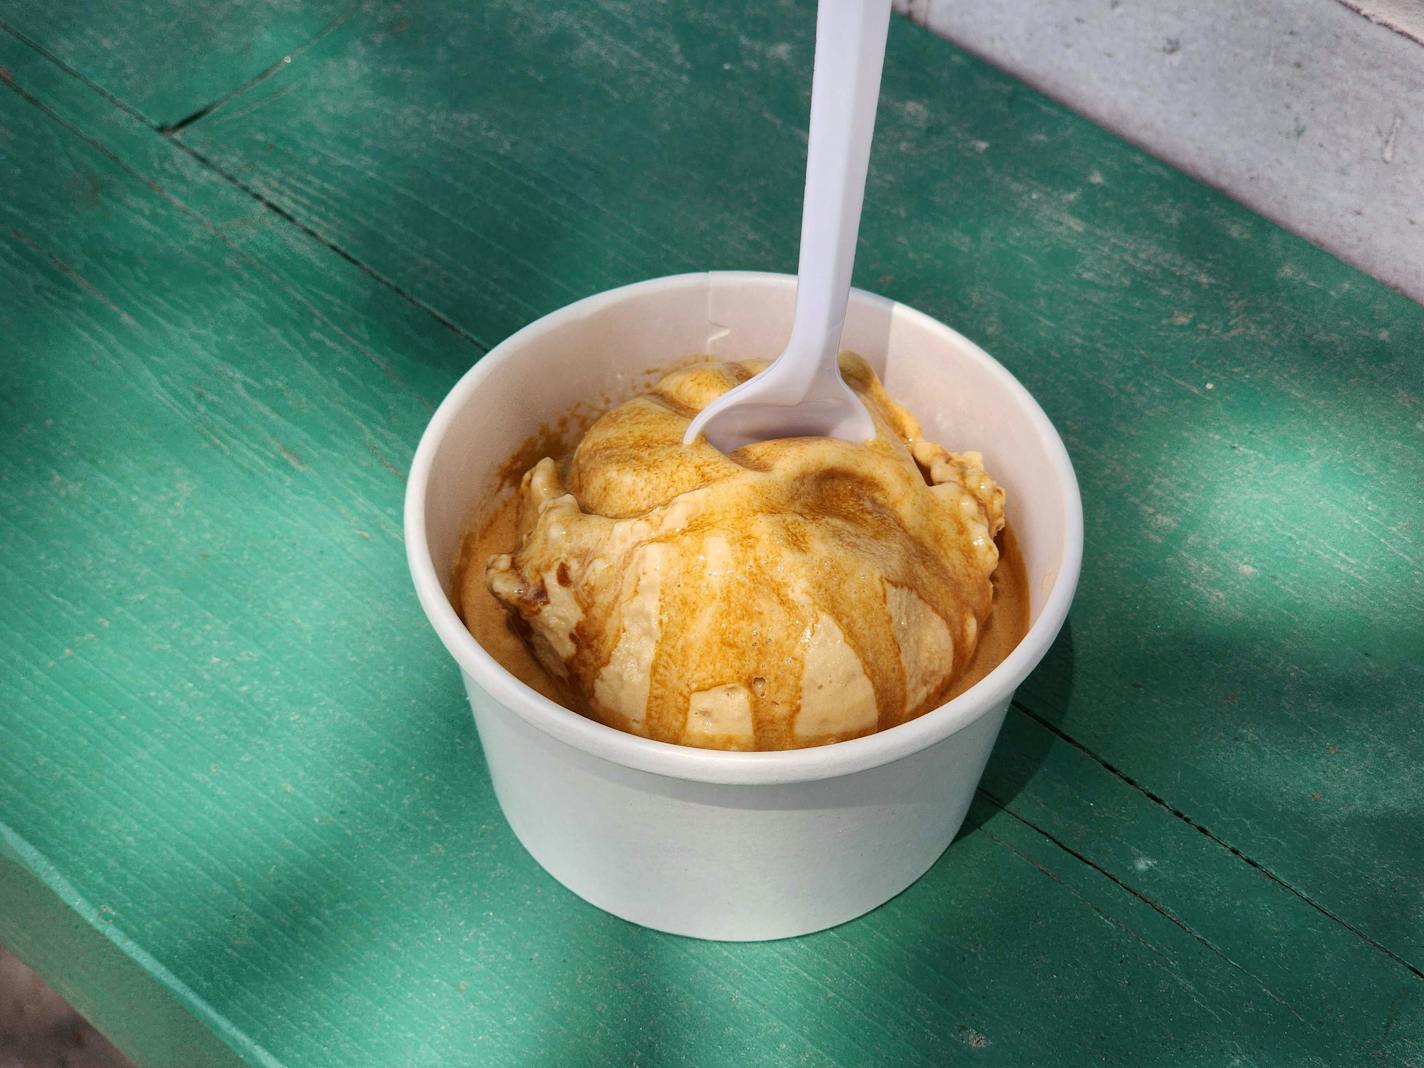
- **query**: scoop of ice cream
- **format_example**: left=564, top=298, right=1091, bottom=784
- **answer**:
left=486, top=354, right=1005, bottom=751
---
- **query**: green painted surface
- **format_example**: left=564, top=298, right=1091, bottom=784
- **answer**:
left=0, top=3, right=1420, bottom=1067
left=0, top=1, right=348, bottom=129
left=172, top=0, right=1424, bottom=965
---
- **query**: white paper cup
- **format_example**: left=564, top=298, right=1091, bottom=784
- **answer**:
left=406, top=272, right=1082, bottom=941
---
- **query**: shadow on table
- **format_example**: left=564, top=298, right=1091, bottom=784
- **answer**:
left=957, top=620, right=1075, bottom=838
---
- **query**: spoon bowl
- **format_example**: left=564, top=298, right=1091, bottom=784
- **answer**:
left=684, top=348, right=874, bottom=451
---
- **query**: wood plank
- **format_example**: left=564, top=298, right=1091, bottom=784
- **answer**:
left=1, top=830, right=257, bottom=1068
left=4, top=20, right=1421, bottom=1068
left=977, top=709, right=1424, bottom=1063
left=0, top=0, right=348, bottom=128
left=171, top=0, right=1424, bottom=968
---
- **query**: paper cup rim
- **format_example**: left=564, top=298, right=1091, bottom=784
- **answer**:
left=405, top=271, right=1082, bottom=785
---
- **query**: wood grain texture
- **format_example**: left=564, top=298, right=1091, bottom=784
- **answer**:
left=1, top=4, right=1421, bottom=1067
left=172, top=0, right=1424, bottom=964
left=0, top=0, right=350, bottom=129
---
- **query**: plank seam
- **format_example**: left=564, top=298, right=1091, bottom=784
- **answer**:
left=0, top=45, right=488, bottom=362
left=169, top=139, right=486, bottom=349
left=972, top=824, right=1236, bottom=1025
left=975, top=790, right=1310, bottom=1023
left=1007, top=700, right=1424, bottom=982
left=155, top=4, right=361, bottom=134
left=0, top=7, right=358, bottom=133
left=0, top=17, right=152, bottom=124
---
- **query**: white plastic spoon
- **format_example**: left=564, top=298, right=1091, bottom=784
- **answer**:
left=684, top=0, right=892, bottom=451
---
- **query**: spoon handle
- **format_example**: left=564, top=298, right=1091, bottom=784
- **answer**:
left=786, top=0, right=892, bottom=391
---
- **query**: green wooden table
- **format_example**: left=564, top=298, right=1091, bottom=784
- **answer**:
left=2, top=2, right=1420, bottom=1064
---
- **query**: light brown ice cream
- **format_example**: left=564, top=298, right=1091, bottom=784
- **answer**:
left=468, top=354, right=1015, bottom=751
